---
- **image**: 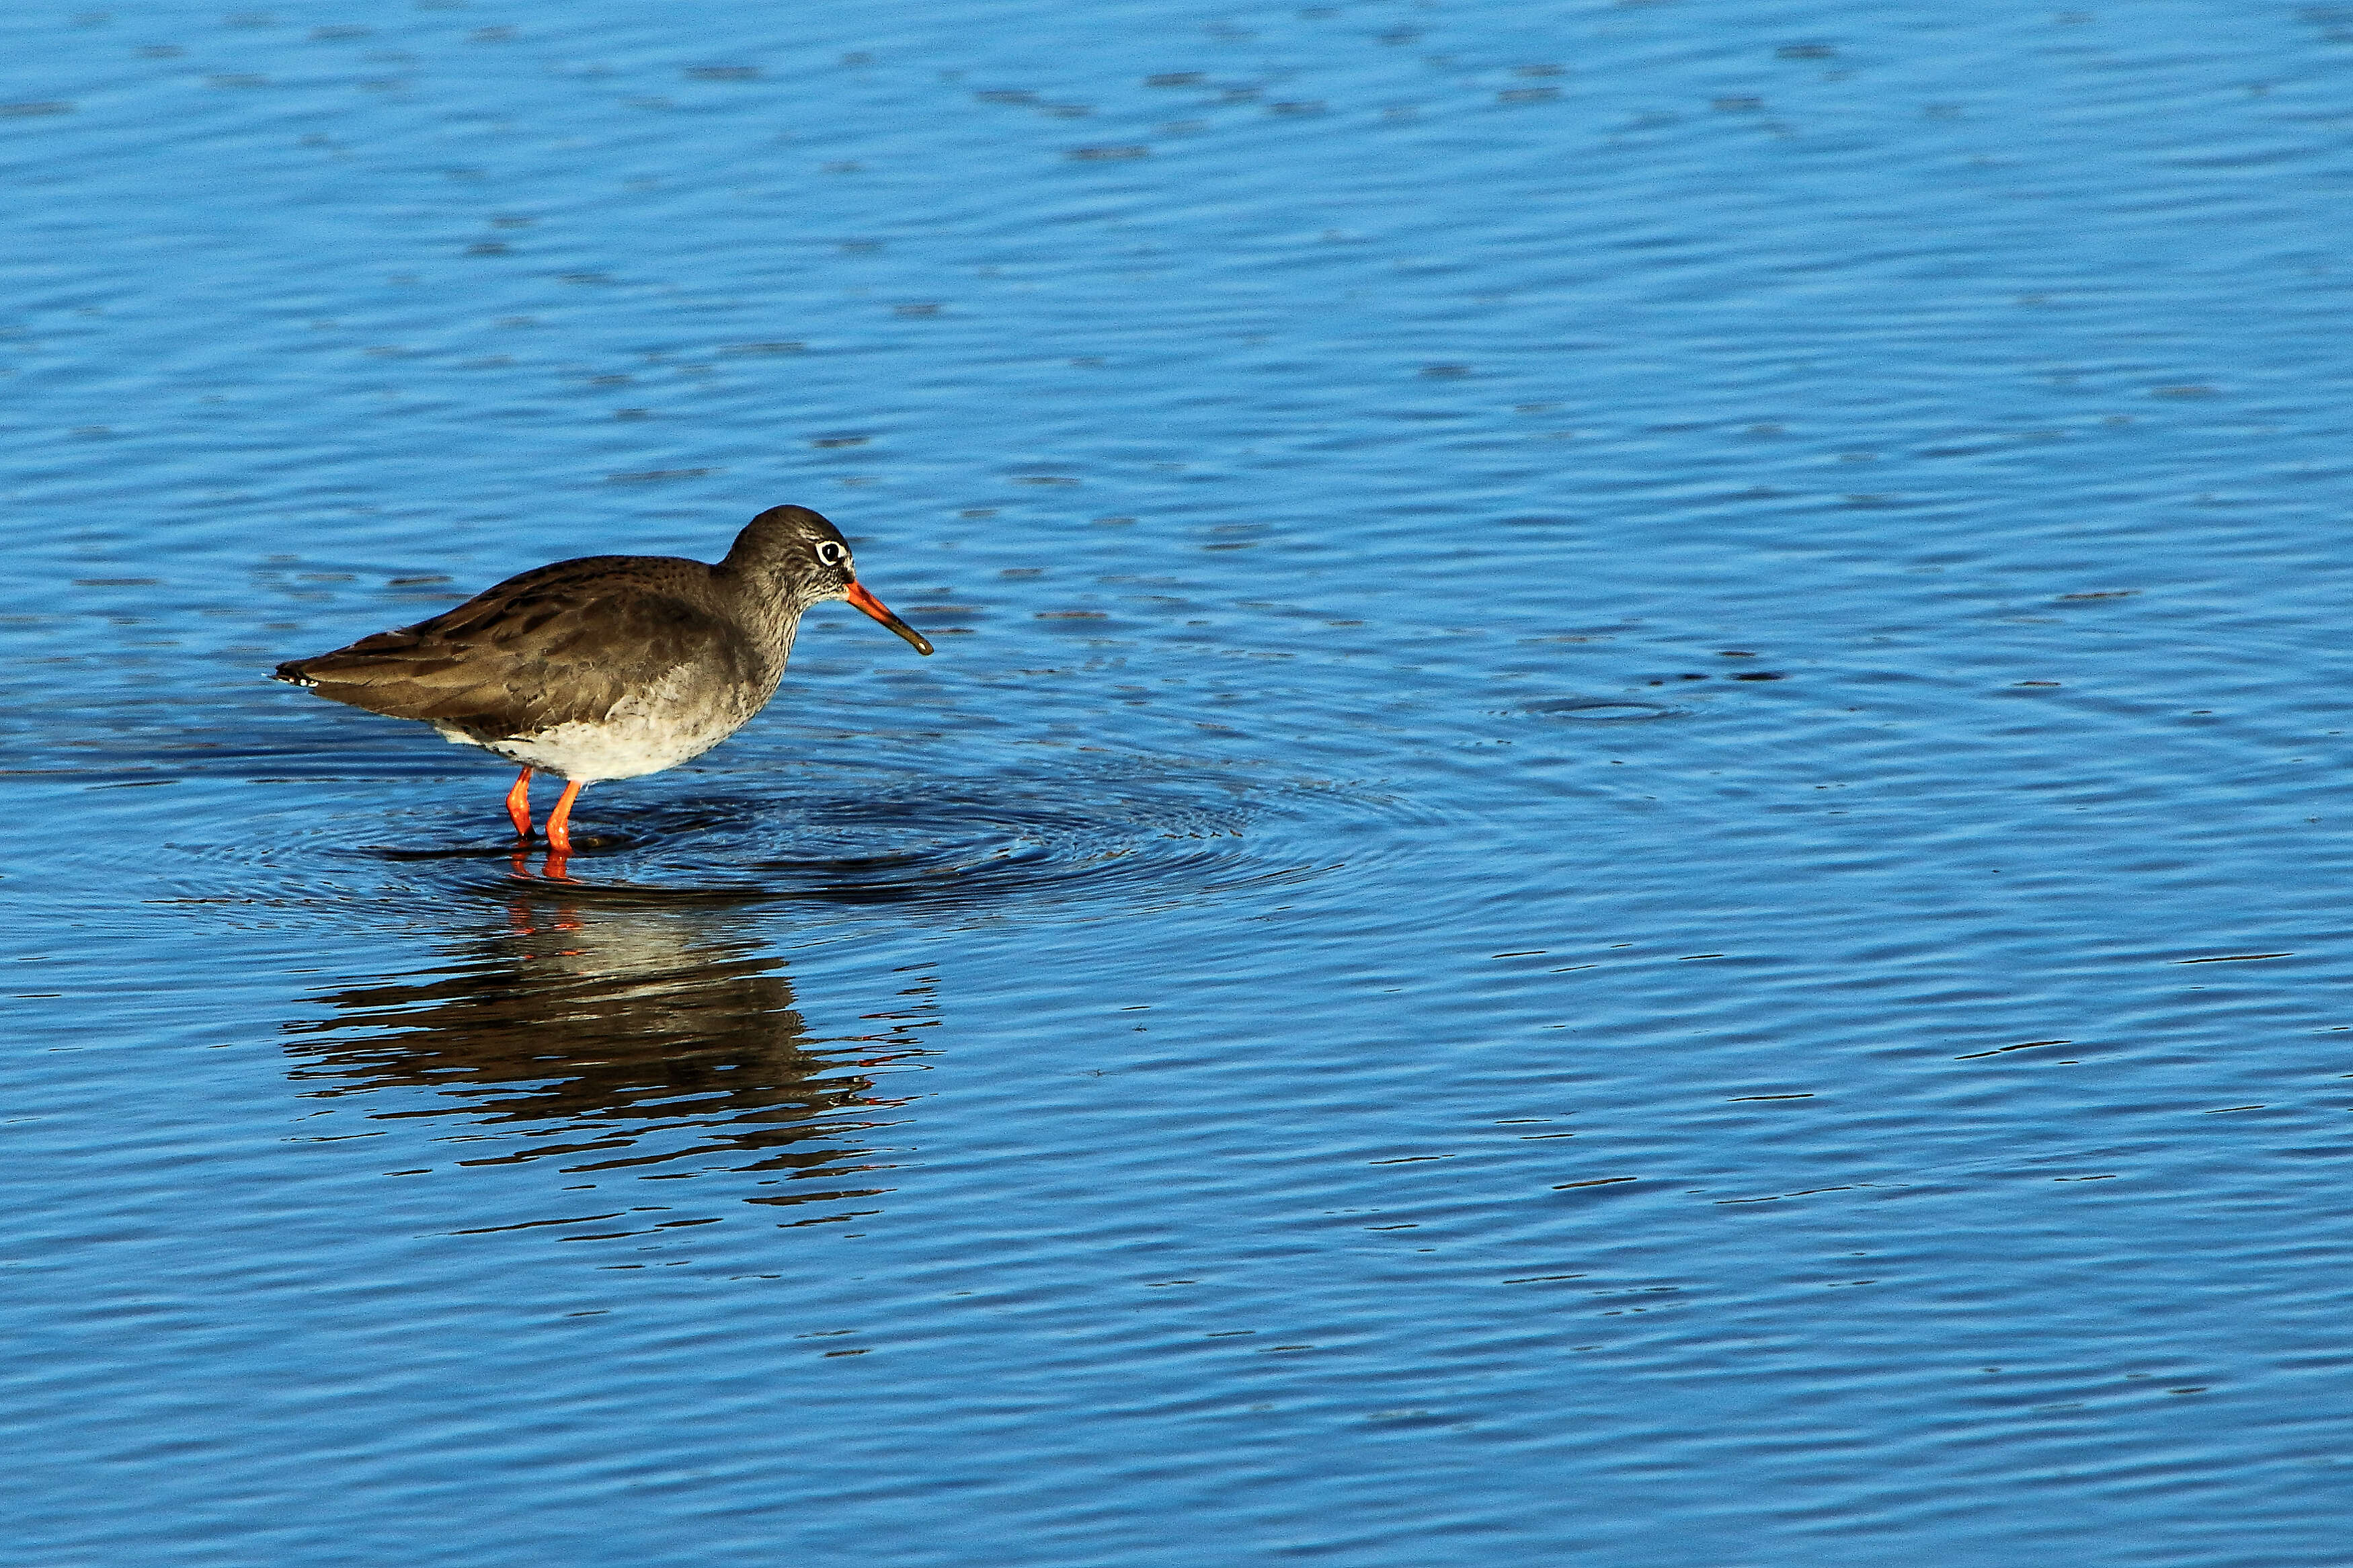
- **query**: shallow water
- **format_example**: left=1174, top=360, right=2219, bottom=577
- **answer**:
left=5, top=1, right=2352, bottom=1563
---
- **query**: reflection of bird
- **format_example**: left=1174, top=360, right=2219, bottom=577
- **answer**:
left=273, top=504, right=934, bottom=858
left=282, top=905, right=918, bottom=1202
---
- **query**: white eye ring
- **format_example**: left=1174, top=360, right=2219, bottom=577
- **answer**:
left=816, top=540, right=847, bottom=567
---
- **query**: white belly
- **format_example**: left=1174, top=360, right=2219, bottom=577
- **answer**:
left=432, top=663, right=768, bottom=782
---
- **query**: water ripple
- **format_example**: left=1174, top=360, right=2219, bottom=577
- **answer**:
left=138, top=759, right=1422, bottom=924
left=1520, top=698, right=1685, bottom=721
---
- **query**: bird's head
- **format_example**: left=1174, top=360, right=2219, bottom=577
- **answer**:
left=725, top=503, right=933, bottom=655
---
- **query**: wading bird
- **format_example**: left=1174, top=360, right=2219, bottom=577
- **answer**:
left=274, top=503, right=932, bottom=856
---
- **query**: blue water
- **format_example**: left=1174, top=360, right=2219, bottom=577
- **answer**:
left=5, top=1, right=2352, bottom=1562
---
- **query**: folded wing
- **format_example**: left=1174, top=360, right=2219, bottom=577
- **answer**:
left=275, top=559, right=752, bottom=741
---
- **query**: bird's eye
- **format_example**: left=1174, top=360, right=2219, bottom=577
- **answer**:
left=816, top=541, right=847, bottom=568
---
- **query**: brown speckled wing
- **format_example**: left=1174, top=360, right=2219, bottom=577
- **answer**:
left=278, top=557, right=755, bottom=739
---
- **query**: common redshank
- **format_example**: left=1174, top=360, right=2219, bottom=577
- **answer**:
left=274, top=503, right=932, bottom=856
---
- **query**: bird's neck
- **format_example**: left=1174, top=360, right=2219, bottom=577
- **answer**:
left=711, top=564, right=818, bottom=661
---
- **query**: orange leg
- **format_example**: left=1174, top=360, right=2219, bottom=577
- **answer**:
left=505, top=767, right=534, bottom=839
left=544, top=779, right=586, bottom=854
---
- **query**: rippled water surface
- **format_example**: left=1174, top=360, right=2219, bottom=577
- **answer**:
left=6, top=1, right=2353, bottom=1563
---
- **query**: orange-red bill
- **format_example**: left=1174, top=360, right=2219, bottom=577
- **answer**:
left=844, top=579, right=934, bottom=655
